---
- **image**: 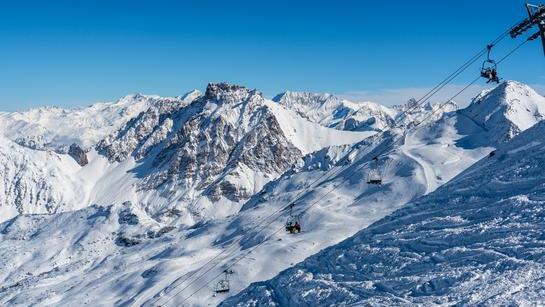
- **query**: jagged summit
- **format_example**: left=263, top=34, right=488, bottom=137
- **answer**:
left=273, top=90, right=397, bottom=131
left=273, top=91, right=339, bottom=108
left=204, top=82, right=262, bottom=103
left=462, top=81, right=545, bottom=142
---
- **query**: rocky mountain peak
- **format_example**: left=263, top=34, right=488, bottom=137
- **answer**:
left=204, top=82, right=262, bottom=104
left=273, top=90, right=397, bottom=132
left=273, top=91, right=339, bottom=109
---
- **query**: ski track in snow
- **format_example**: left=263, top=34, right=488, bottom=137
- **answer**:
left=400, top=134, right=436, bottom=194
left=0, top=81, right=545, bottom=306
left=225, top=119, right=545, bottom=307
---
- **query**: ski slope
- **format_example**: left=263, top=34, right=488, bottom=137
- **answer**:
left=0, top=81, right=544, bottom=306
left=140, top=103, right=495, bottom=306
left=225, top=117, right=545, bottom=307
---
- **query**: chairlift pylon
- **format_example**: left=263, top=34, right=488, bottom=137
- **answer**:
left=526, top=3, right=545, bottom=56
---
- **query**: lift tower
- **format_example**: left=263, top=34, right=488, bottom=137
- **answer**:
left=510, top=3, right=545, bottom=55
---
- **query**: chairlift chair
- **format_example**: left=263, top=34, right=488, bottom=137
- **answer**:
left=480, top=45, right=501, bottom=84
left=480, top=61, right=500, bottom=84
left=214, top=270, right=232, bottom=294
left=285, top=216, right=301, bottom=234
left=285, top=203, right=301, bottom=234
left=366, top=157, right=383, bottom=185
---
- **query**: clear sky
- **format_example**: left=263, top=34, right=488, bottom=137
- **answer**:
left=0, top=0, right=544, bottom=111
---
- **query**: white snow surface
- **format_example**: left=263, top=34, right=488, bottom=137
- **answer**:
left=0, top=81, right=544, bottom=306
left=0, top=135, right=85, bottom=222
left=0, top=83, right=373, bottom=226
left=460, top=80, right=545, bottom=143
left=0, top=92, right=199, bottom=152
left=225, top=117, right=545, bottom=307
left=264, top=99, right=374, bottom=154
left=273, top=91, right=398, bottom=131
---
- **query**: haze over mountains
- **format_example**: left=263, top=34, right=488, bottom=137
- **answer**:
left=1, top=81, right=544, bottom=306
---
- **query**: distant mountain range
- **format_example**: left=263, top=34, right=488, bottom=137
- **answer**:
left=1, top=81, right=544, bottom=306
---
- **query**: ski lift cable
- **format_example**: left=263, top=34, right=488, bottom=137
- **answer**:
left=150, top=138, right=375, bottom=306
left=176, top=37, right=533, bottom=305
left=394, top=17, right=519, bottom=120
left=372, top=38, right=534, bottom=162
left=380, top=37, right=534, bottom=159
left=150, top=25, right=525, bottom=307
left=148, top=155, right=356, bottom=306
left=350, top=17, right=524, bottom=126
left=149, top=20, right=528, bottom=307
left=497, top=37, right=533, bottom=64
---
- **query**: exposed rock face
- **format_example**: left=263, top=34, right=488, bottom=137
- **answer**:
left=0, top=94, right=158, bottom=153
left=97, top=97, right=192, bottom=162
left=68, top=143, right=88, bottom=166
left=0, top=136, right=84, bottom=218
left=273, top=91, right=397, bottom=131
left=97, top=83, right=303, bottom=204
left=204, top=82, right=250, bottom=101
left=147, top=83, right=302, bottom=202
left=206, top=114, right=302, bottom=202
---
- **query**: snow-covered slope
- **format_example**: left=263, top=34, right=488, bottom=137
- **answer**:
left=273, top=91, right=398, bottom=131
left=0, top=92, right=199, bottom=152
left=94, top=83, right=373, bottom=225
left=459, top=80, right=545, bottom=144
left=0, top=81, right=544, bottom=306
left=225, top=116, right=545, bottom=307
left=142, top=82, right=544, bottom=306
left=0, top=135, right=86, bottom=222
left=0, top=83, right=372, bottom=226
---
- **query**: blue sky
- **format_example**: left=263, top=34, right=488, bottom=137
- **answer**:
left=0, top=0, right=544, bottom=111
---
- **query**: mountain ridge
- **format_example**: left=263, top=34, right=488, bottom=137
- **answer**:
left=1, top=81, right=545, bottom=306
left=224, top=113, right=545, bottom=307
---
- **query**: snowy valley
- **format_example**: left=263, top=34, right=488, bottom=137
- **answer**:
left=1, top=81, right=545, bottom=306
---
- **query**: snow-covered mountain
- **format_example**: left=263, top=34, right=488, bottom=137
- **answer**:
left=0, top=83, right=372, bottom=225
left=273, top=91, right=459, bottom=133
left=273, top=91, right=397, bottom=131
left=460, top=80, right=545, bottom=144
left=0, top=135, right=86, bottom=222
left=225, top=108, right=545, bottom=307
left=0, top=81, right=544, bottom=306
left=94, top=83, right=372, bottom=224
left=0, top=92, right=199, bottom=152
